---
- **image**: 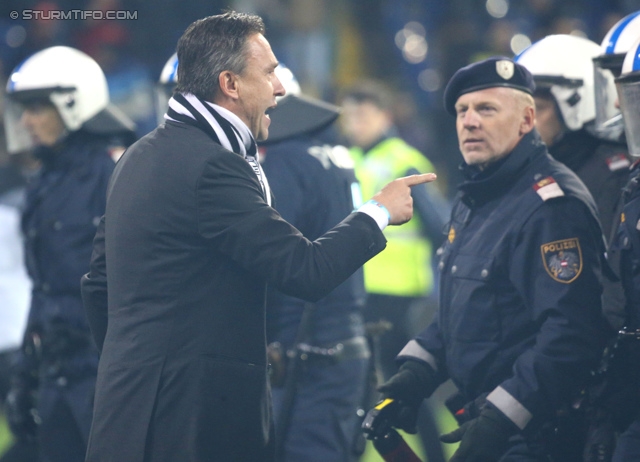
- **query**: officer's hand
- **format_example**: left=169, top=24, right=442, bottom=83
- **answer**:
left=5, top=386, right=38, bottom=441
left=377, top=359, right=438, bottom=434
left=372, top=173, right=437, bottom=225
left=440, top=404, right=518, bottom=462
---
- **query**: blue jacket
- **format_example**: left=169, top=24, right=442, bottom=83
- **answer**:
left=262, top=127, right=366, bottom=347
left=19, top=130, right=115, bottom=382
left=400, top=131, right=611, bottom=431
left=611, top=160, right=640, bottom=328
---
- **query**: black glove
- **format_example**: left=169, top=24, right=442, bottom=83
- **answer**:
left=5, top=385, right=38, bottom=441
left=377, top=359, right=438, bottom=434
left=440, top=404, right=518, bottom=462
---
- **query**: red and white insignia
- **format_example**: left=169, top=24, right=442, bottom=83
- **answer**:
left=533, top=177, right=564, bottom=201
left=606, top=154, right=630, bottom=172
left=541, top=238, right=582, bottom=283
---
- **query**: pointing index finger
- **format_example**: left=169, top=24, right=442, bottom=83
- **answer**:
left=402, top=173, right=437, bottom=186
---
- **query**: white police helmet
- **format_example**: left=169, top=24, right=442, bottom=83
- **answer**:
left=593, top=11, right=640, bottom=141
left=616, top=36, right=640, bottom=157
left=5, top=46, right=134, bottom=153
left=515, top=35, right=606, bottom=136
left=265, top=64, right=339, bottom=144
left=155, top=52, right=178, bottom=124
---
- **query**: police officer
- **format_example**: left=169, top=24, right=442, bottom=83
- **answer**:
left=374, top=57, right=612, bottom=461
left=608, top=35, right=640, bottom=462
left=260, top=65, right=371, bottom=462
left=3, top=46, right=135, bottom=462
left=516, top=34, right=631, bottom=332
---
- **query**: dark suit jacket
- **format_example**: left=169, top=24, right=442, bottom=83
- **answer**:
left=81, top=121, right=386, bottom=462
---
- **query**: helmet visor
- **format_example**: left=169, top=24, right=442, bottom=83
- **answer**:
left=617, top=75, right=640, bottom=156
left=594, top=61, right=623, bottom=140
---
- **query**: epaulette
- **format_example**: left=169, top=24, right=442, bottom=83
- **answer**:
left=606, top=153, right=631, bottom=172
left=533, top=176, right=564, bottom=201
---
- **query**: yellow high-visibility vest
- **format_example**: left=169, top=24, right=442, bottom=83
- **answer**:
left=350, top=138, right=435, bottom=297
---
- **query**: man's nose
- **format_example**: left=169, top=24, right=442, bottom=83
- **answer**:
left=462, top=110, right=479, bottom=128
left=274, top=76, right=285, bottom=98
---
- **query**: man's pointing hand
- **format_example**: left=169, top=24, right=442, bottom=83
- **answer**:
left=372, top=173, right=437, bottom=225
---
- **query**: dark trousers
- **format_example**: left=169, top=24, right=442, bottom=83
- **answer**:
left=272, top=356, right=368, bottom=462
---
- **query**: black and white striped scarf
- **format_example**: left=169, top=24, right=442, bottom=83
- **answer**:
left=165, top=92, right=271, bottom=205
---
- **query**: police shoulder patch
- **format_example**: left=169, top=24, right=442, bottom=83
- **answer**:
left=533, top=176, right=564, bottom=201
left=606, top=154, right=631, bottom=172
left=540, top=238, right=582, bottom=283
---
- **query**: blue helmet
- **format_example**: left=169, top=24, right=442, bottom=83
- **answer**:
left=616, top=36, right=640, bottom=156
left=593, top=11, right=640, bottom=140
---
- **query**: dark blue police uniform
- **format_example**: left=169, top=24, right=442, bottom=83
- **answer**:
left=401, top=130, right=611, bottom=459
left=610, top=161, right=640, bottom=461
left=262, top=125, right=370, bottom=462
left=14, top=130, right=115, bottom=462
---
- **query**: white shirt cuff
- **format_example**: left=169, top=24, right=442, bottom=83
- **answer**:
left=357, top=200, right=390, bottom=230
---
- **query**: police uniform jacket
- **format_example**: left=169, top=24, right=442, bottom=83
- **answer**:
left=16, top=130, right=115, bottom=440
left=262, top=128, right=367, bottom=347
left=401, top=130, right=611, bottom=431
left=550, top=130, right=630, bottom=330
left=81, top=120, right=386, bottom=462
left=612, top=161, right=640, bottom=327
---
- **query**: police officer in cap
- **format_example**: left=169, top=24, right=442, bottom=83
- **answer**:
left=372, top=56, right=612, bottom=461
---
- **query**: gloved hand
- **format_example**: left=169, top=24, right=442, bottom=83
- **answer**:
left=5, top=385, right=39, bottom=441
left=440, top=404, right=518, bottom=462
left=377, top=359, right=438, bottom=434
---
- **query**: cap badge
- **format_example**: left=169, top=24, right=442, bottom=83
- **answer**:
left=496, top=60, right=514, bottom=80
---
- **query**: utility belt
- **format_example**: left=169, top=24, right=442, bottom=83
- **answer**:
left=268, top=336, right=370, bottom=388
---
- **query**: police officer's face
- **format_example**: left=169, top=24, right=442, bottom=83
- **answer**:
left=235, top=33, right=285, bottom=141
left=20, top=102, right=65, bottom=147
left=533, top=94, right=563, bottom=147
left=455, top=87, right=535, bottom=169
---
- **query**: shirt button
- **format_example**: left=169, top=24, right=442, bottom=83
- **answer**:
left=438, top=261, right=444, bottom=270
left=481, top=269, right=489, bottom=278
left=451, top=265, right=457, bottom=274
left=56, top=377, right=67, bottom=387
left=624, top=237, right=629, bottom=246
left=436, top=247, right=444, bottom=256
left=53, top=221, right=63, bottom=230
left=93, top=216, right=101, bottom=227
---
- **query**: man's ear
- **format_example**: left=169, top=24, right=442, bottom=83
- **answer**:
left=218, top=70, right=239, bottom=100
left=520, top=104, right=535, bottom=136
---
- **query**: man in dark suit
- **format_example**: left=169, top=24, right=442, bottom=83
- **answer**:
left=81, top=11, right=436, bottom=462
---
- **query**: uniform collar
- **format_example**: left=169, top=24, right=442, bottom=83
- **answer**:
left=458, top=130, right=546, bottom=205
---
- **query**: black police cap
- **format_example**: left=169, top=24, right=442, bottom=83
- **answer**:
left=443, top=56, right=535, bottom=115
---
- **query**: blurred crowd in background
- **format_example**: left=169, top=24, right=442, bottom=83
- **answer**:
left=0, top=0, right=637, bottom=193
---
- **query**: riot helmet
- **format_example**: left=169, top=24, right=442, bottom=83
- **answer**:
left=5, top=46, right=135, bottom=154
left=515, top=35, right=611, bottom=143
left=616, top=36, right=640, bottom=157
left=593, top=11, right=640, bottom=140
